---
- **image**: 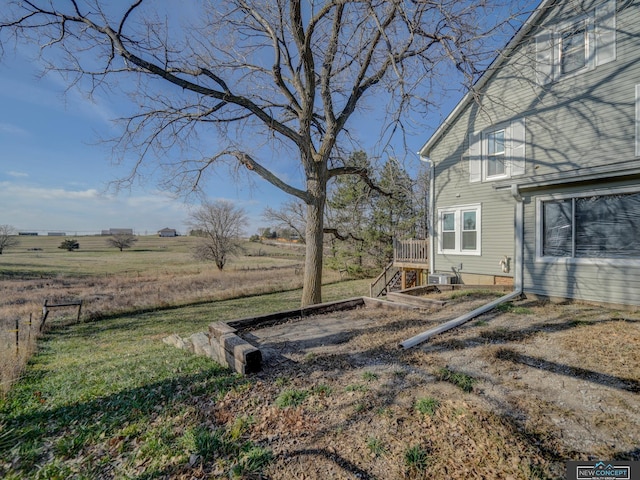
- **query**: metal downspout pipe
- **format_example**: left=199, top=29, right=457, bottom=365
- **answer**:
left=399, top=184, right=525, bottom=350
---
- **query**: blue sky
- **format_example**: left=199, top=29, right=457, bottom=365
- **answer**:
left=0, top=51, right=295, bottom=235
left=0, top=49, right=431, bottom=237
left=0, top=2, right=532, bottom=237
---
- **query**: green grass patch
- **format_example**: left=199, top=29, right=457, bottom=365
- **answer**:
left=435, top=367, right=477, bottom=393
left=404, top=444, right=430, bottom=474
left=275, top=389, right=309, bottom=408
left=231, top=446, right=274, bottom=478
left=448, top=289, right=501, bottom=300
left=366, top=437, right=387, bottom=457
left=344, top=384, right=368, bottom=393
left=0, top=278, right=382, bottom=478
left=311, top=384, right=332, bottom=396
left=361, top=371, right=379, bottom=382
left=495, top=302, right=533, bottom=314
left=415, top=397, right=440, bottom=416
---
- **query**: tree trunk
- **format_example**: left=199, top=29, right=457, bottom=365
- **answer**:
left=301, top=177, right=326, bottom=307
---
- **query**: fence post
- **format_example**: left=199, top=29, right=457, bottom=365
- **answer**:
left=40, top=299, right=49, bottom=332
left=15, top=318, right=19, bottom=355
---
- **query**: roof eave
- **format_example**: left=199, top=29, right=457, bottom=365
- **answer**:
left=419, top=0, right=554, bottom=158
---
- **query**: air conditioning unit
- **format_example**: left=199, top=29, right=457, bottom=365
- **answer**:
left=428, top=273, right=457, bottom=285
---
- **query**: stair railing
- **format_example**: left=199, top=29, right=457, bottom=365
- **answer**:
left=369, top=262, right=400, bottom=298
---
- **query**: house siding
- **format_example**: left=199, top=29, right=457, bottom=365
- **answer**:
left=427, top=0, right=640, bottom=303
left=522, top=178, right=640, bottom=305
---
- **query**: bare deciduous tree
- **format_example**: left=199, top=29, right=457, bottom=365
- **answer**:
left=0, top=1, right=521, bottom=305
left=263, top=200, right=307, bottom=244
left=0, top=224, right=20, bottom=254
left=190, top=200, right=248, bottom=271
left=106, top=233, right=138, bottom=252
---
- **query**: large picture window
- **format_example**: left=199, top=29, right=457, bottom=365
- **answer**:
left=540, top=191, right=640, bottom=260
left=438, top=204, right=481, bottom=255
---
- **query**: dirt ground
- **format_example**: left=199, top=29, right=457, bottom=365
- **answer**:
left=210, top=293, right=640, bottom=479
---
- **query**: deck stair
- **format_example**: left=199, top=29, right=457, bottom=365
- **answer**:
left=370, top=263, right=400, bottom=298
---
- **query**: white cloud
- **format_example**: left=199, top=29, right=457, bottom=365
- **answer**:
left=0, top=123, right=29, bottom=136
left=0, top=181, right=191, bottom=234
left=6, top=171, right=29, bottom=178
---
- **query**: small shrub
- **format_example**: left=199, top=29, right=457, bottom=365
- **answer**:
left=404, top=445, right=429, bottom=474
left=275, top=389, right=309, bottom=408
left=415, top=397, right=440, bottom=416
left=58, top=239, right=79, bottom=251
left=435, top=367, right=477, bottom=393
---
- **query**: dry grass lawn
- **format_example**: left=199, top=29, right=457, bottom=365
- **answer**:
left=206, top=294, right=640, bottom=479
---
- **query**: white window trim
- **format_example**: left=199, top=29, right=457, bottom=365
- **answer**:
left=484, top=127, right=510, bottom=181
left=556, top=14, right=595, bottom=80
left=636, top=84, right=640, bottom=157
left=469, top=118, right=525, bottom=183
left=536, top=0, right=616, bottom=86
left=437, top=203, right=482, bottom=256
left=535, top=186, right=640, bottom=267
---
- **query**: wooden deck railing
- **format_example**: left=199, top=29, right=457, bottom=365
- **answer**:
left=393, top=238, right=428, bottom=265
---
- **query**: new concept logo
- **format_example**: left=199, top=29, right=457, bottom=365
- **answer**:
left=566, top=461, right=639, bottom=480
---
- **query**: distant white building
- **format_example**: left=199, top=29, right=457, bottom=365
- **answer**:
left=158, top=228, right=177, bottom=237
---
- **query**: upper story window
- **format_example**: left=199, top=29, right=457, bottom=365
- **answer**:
left=560, top=21, right=588, bottom=75
left=535, top=0, right=616, bottom=85
left=468, top=119, right=525, bottom=183
left=486, top=129, right=506, bottom=178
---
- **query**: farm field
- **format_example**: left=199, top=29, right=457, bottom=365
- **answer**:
left=0, top=235, right=332, bottom=394
left=1, top=236, right=639, bottom=479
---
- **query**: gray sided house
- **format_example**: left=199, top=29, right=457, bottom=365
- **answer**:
left=158, top=228, right=177, bottom=237
left=420, top=0, right=640, bottom=306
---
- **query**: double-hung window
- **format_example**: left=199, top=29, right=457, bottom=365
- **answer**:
left=486, top=129, right=506, bottom=178
left=468, top=119, right=525, bottom=183
left=538, top=189, right=640, bottom=262
left=535, top=0, right=616, bottom=85
left=560, top=21, right=588, bottom=75
left=438, top=204, right=481, bottom=255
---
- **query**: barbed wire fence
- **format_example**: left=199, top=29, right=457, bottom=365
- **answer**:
left=1, top=300, right=82, bottom=394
